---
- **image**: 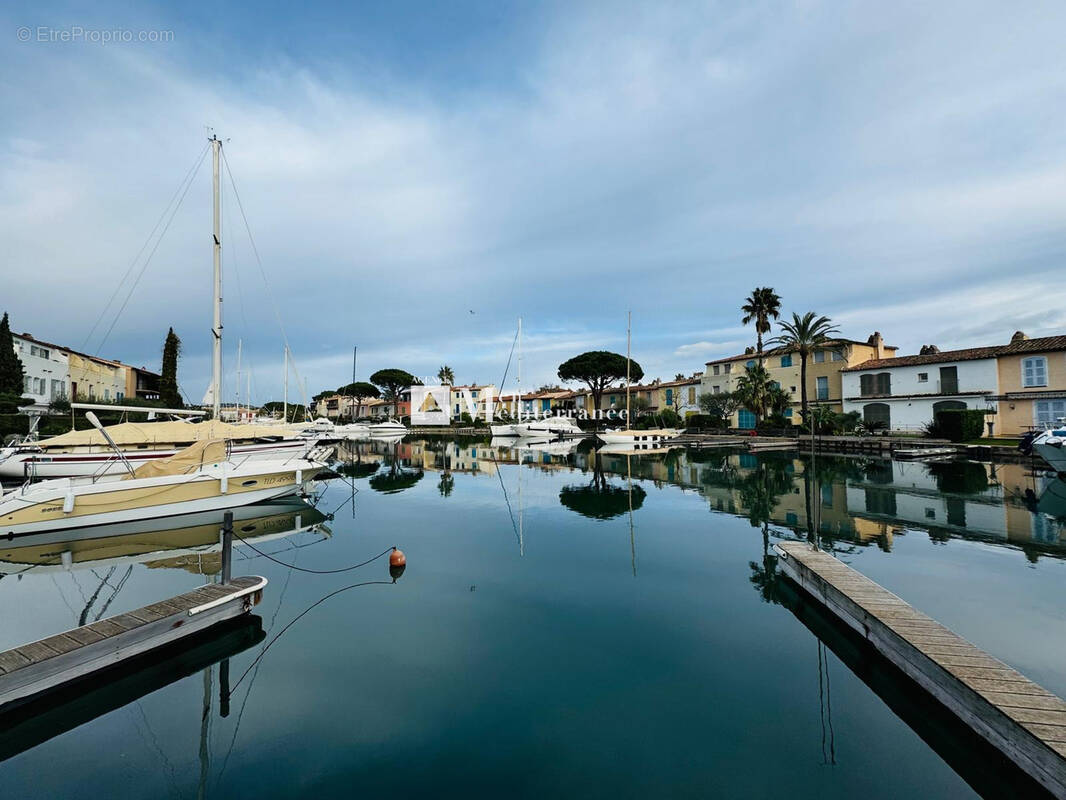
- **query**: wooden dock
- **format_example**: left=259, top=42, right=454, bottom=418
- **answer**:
left=0, top=576, right=266, bottom=710
left=775, top=541, right=1066, bottom=798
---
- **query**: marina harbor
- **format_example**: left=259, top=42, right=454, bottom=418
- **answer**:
left=7, top=4, right=1066, bottom=797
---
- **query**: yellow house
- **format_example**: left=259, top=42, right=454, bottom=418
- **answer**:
left=700, top=332, right=897, bottom=428
left=68, top=353, right=128, bottom=403
left=993, top=332, right=1066, bottom=434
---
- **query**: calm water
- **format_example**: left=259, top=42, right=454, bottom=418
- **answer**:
left=2, top=439, right=1066, bottom=798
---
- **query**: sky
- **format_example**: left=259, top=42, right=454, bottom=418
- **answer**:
left=3, top=0, right=1066, bottom=405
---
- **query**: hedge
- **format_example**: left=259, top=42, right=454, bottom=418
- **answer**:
left=933, top=408, right=986, bottom=442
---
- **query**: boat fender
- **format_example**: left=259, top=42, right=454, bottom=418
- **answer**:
left=62, top=492, right=75, bottom=513
left=220, top=474, right=228, bottom=494
left=296, top=469, right=303, bottom=485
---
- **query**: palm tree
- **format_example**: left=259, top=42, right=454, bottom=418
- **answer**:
left=437, top=365, right=455, bottom=386
left=768, top=312, right=841, bottom=423
left=740, top=287, right=782, bottom=362
left=733, top=362, right=775, bottom=422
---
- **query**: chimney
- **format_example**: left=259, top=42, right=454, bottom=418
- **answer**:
left=1011, top=330, right=1029, bottom=343
left=867, top=331, right=885, bottom=359
left=919, top=344, right=940, bottom=355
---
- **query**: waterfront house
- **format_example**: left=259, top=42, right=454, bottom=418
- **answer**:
left=450, top=384, right=496, bottom=420
left=991, top=332, right=1066, bottom=434
left=68, top=352, right=128, bottom=404
left=125, top=366, right=161, bottom=402
left=841, top=347, right=999, bottom=434
left=701, top=332, right=897, bottom=428
left=841, top=331, right=1066, bottom=436
left=11, top=334, right=70, bottom=414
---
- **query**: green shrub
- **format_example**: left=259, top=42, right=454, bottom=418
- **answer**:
left=933, top=409, right=986, bottom=442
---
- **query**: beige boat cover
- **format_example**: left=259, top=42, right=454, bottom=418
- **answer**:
left=38, top=420, right=293, bottom=449
left=127, top=440, right=229, bottom=479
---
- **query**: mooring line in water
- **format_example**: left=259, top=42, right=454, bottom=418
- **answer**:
left=228, top=579, right=394, bottom=693
left=231, top=527, right=394, bottom=575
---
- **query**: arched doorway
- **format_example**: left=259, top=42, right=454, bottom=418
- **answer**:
left=863, top=403, right=890, bottom=429
left=932, top=400, right=967, bottom=414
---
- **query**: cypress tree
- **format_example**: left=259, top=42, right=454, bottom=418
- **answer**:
left=159, top=328, right=183, bottom=408
left=0, top=312, right=25, bottom=396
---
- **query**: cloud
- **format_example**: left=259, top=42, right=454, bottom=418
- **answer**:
left=3, top=1, right=1066, bottom=400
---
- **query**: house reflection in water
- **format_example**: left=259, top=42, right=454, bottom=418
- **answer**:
left=394, top=438, right=1066, bottom=562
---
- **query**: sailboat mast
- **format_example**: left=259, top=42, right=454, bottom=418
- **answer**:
left=210, top=136, right=223, bottom=420
left=235, top=338, right=242, bottom=422
left=517, top=317, right=522, bottom=420
left=283, top=346, right=288, bottom=422
left=626, top=310, right=631, bottom=427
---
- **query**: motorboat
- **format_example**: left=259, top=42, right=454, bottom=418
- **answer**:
left=0, top=440, right=329, bottom=537
left=1020, top=424, right=1066, bottom=475
left=490, top=422, right=520, bottom=437
left=596, top=429, right=680, bottom=449
left=0, top=419, right=321, bottom=480
left=514, top=416, right=584, bottom=438
left=334, top=422, right=371, bottom=440
left=368, top=419, right=408, bottom=437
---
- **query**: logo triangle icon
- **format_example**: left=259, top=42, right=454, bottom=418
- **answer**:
left=419, top=392, right=441, bottom=413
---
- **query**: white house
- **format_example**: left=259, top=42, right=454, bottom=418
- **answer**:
left=11, top=334, right=70, bottom=414
left=841, top=346, right=1000, bottom=433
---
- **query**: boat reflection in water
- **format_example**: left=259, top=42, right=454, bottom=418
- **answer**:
left=0, top=500, right=330, bottom=577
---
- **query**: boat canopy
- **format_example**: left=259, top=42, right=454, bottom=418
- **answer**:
left=36, top=420, right=292, bottom=449
left=127, top=440, right=229, bottom=479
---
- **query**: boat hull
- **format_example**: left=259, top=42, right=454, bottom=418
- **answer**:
left=0, top=439, right=315, bottom=479
left=1034, top=442, right=1066, bottom=474
left=490, top=424, right=519, bottom=437
left=0, top=468, right=321, bottom=537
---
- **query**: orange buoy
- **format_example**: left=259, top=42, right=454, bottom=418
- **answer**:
left=389, top=548, right=406, bottom=567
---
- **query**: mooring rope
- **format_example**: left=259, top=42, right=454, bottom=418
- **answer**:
left=230, top=528, right=394, bottom=575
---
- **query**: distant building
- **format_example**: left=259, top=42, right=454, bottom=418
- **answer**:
left=991, top=333, right=1066, bottom=433
left=11, top=333, right=70, bottom=413
left=701, top=332, right=897, bottom=428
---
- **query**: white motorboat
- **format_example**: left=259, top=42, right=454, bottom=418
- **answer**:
left=596, top=428, right=680, bottom=449
left=515, top=417, right=584, bottom=438
left=334, top=422, right=371, bottom=440
left=368, top=420, right=408, bottom=437
left=490, top=423, right=520, bottom=437
left=1022, top=424, right=1066, bottom=474
left=0, top=440, right=329, bottom=537
left=0, top=419, right=321, bottom=479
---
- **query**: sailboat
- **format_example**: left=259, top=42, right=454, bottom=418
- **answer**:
left=0, top=436, right=329, bottom=537
left=2, top=137, right=324, bottom=479
left=595, top=311, right=680, bottom=450
left=491, top=318, right=523, bottom=437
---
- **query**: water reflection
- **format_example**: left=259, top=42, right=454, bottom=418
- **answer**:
left=354, top=439, right=1066, bottom=565
left=0, top=501, right=330, bottom=577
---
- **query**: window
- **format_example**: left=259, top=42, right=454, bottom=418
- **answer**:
left=831, top=350, right=845, bottom=361
left=50, top=379, right=65, bottom=399
left=814, top=350, right=826, bottom=363
left=746, top=360, right=755, bottom=369
left=665, top=388, right=673, bottom=406
left=816, top=376, right=829, bottom=400
left=724, top=364, right=731, bottom=374
left=925, top=508, right=936, bottom=519
left=712, top=385, right=721, bottom=394
left=688, top=387, right=695, bottom=404
left=780, top=354, right=792, bottom=367
left=471, top=390, right=478, bottom=397
left=23, top=376, right=32, bottom=393
left=784, top=408, right=792, bottom=418
left=738, top=409, right=756, bottom=429
left=117, top=392, right=124, bottom=402
left=609, top=395, right=618, bottom=406
left=29, top=345, right=49, bottom=359
left=1023, top=357, right=1048, bottom=388
left=712, top=365, right=720, bottom=375
left=1035, top=400, right=1066, bottom=427
left=939, top=365, right=958, bottom=394
left=821, top=484, right=834, bottom=507
left=917, top=373, right=928, bottom=382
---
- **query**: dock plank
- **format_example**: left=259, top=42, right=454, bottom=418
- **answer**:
left=775, top=540, right=1066, bottom=799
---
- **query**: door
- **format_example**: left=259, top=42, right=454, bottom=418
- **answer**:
left=738, top=409, right=756, bottom=429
